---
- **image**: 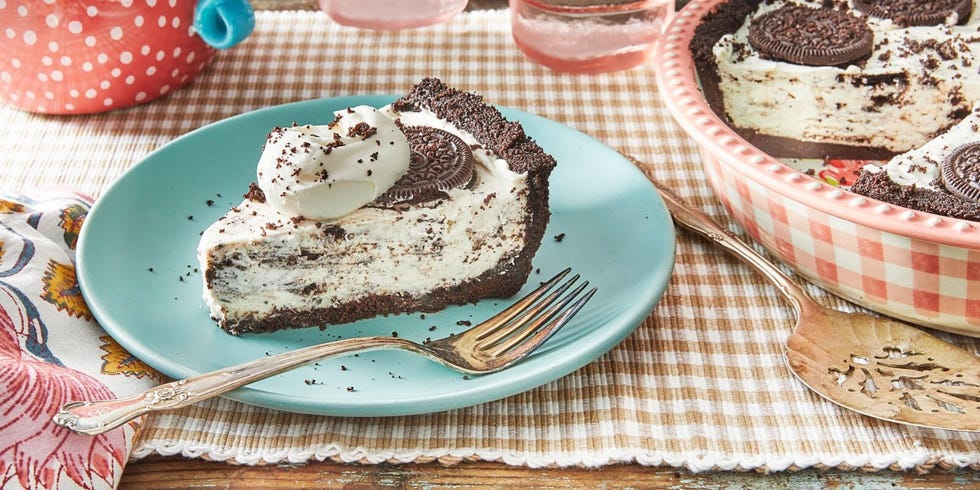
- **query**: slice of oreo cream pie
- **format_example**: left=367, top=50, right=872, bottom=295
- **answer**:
left=198, top=79, right=556, bottom=335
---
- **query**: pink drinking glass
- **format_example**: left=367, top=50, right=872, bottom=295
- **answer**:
left=321, top=0, right=469, bottom=29
left=510, top=0, right=673, bottom=74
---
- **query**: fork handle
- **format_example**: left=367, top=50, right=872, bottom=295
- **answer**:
left=651, top=180, right=812, bottom=315
left=53, top=336, right=412, bottom=435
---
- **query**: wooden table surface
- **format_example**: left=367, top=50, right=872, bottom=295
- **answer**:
left=120, top=456, right=980, bottom=488
left=120, top=1, right=979, bottom=487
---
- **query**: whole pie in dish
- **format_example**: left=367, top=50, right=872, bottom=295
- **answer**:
left=692, top=0, right=980, bottom=220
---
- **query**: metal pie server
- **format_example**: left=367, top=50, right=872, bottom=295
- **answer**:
left=653, top=180, right=980, bottom=432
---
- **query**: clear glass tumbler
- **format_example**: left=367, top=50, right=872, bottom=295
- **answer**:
left=509, top=0, right=673, bottom=74
left=321, top=0, right=469, bottom=29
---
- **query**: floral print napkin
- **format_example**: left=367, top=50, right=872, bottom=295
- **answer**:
left=0, top=190, right=160, bottom=490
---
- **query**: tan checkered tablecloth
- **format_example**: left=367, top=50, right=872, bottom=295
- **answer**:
left=3, top=9, right=978, bottom=473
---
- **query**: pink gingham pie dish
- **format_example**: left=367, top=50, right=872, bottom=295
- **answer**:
left=653, top=0, right=980, bottom=337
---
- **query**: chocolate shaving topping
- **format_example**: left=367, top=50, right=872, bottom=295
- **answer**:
left=375, top=126, right=475, bottom=205
left=852, top=0, right=972, bottom=27
left=347, top=121, right=378, bottom=140
left=244, top=182, right=266, bottom=203
left=747, top=5, right=873, bottom=67
left=941, top=142, right=980, bottom=203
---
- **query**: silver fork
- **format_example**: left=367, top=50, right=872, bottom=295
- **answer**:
left=53, top=268, right=596, bottom=435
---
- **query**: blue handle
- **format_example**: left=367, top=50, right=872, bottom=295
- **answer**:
left=194, top=0, right=255, bottom=49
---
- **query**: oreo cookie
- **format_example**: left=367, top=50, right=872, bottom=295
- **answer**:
left=852, top=0, right=972, bottom=27
left=941, top=142, right=980, bottom=203
left=747, top=5, right=873, bottom=66
left=376, top=126, right=475, bottom=205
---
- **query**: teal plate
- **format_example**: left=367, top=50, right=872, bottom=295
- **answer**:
left=77, top=95, right=675, bottom=417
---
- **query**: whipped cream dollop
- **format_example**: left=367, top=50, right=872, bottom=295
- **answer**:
left=256, top=105, right=410, bottom=220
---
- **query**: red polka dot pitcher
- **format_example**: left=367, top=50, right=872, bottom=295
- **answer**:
left=1, top=0, right=254, bottom=115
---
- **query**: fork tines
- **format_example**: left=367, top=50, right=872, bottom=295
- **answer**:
left=476, top=268, right=597, bottom=358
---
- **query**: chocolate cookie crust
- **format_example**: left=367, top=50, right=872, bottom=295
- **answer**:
left=393, top=78, right=557, bottom=177
left=850, top=170, right=980, bottom=221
